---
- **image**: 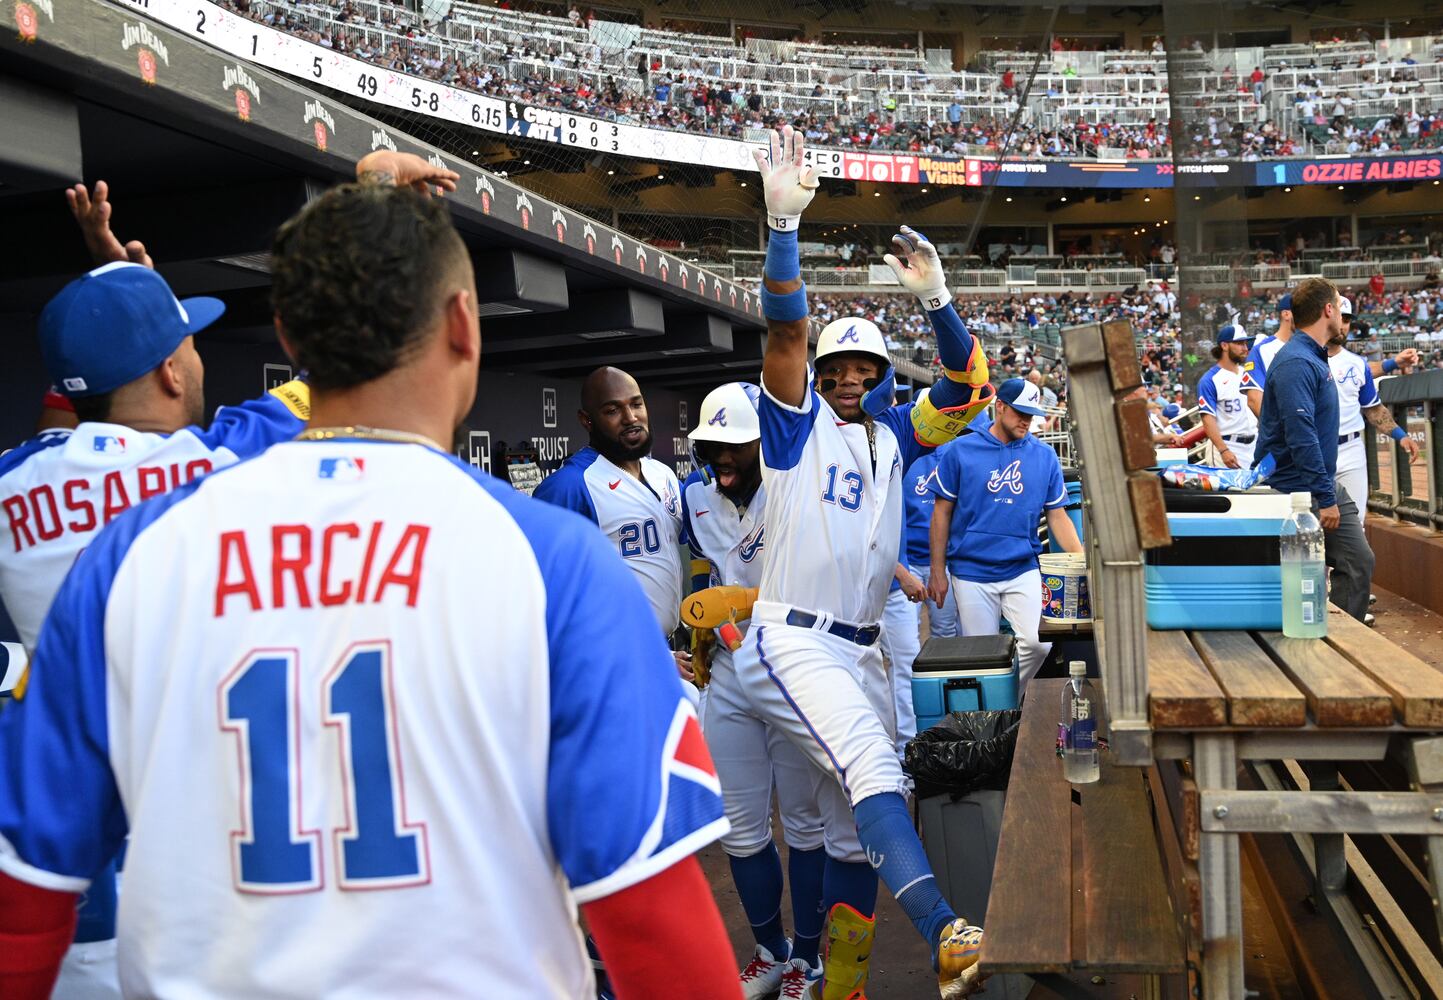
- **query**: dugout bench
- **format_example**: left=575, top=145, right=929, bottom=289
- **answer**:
left=978, top=320, right=1443, bottom=998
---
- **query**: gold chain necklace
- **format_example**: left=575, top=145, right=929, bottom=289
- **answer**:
left=296, top=425, right=446, bottom=452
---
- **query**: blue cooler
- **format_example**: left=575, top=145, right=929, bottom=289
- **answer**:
left=1144, top=488, right=1290, bottom=630
left=912, top=635, right=1018, bottom=733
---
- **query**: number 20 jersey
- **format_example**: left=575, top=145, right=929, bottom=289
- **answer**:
left=0, top=439, right=726, bottom=999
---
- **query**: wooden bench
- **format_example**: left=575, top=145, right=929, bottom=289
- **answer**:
left=982, top=678, right=1186, bottom=996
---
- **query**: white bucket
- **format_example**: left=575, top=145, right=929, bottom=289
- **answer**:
left=1039, top=552, right=1092, bottom=625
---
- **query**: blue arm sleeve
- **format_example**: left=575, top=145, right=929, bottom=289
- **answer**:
left=513, top=500, right=725, bottom=901
left=1275, top=364, right=1336, bottom=508
left=1197, top=373, right=1219, bottom=416
left=192, top=388, right=307, bottom=459
left=531, top=463, right=599, bottom=524
left=1360, top=364, right=1381, bottom=408
left=926, top=302, right=975, bottom=373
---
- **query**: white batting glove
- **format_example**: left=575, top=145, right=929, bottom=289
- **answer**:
left=751, top=125, right=818, bottom=232
left=883, top=225, right=951, bottom=310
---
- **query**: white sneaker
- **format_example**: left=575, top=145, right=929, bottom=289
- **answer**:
left=739, top=942, right=790, bottom=999
left=1365, top=612, right=1377, bottom=628
left=778, top=957, right=822, bottom=999
left=1370, top=593, right=1378, bottom=606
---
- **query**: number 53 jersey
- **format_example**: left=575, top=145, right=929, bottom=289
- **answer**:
left=0, top=439, right=726, bottom=999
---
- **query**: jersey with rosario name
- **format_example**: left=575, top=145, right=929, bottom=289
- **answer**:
left=533, top=447, right=684, bottom=633
left=756, top=380, right=931, bottom=625
left=0, top=438, right=725, bottom=1000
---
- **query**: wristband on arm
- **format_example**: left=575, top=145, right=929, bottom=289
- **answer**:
left=763, top=228, right=800, bottom=282
left=1382, top=358, right=1399, bottom=374
left=1391, top=426, right=1408, bottom=442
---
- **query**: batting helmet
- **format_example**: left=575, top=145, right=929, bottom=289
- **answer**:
left=688, top=382, right=760, bottom=480
left=815, top=317, right=895, bottom=417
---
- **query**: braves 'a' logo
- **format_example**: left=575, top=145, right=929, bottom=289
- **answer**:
left=914, top=470, right=936, bottom=496
left=739, top=526, right=765, bottom=562
left=1337, top=364, right=1362, bottom=387
left=708, top=408, right=727, bottom=427
left=838, top=324, right=860, bottom=344
left=987, top=459, right=1025, bottom=495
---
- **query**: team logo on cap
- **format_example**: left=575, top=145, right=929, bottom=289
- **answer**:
left=708, top=408, right=727, bottom=427
left=92, top=435, right=126, bottom=455
left=318, top=457, right=365, bottom=481
left=838, top=325, right=860, bottom=344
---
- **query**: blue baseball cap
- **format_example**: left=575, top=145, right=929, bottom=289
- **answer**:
left=40, top=263, right=224, bottom=398
left=1217, top=323, right=1247, bottom=344
left=995, top=377, right=1048, bottom=417
left=1162, top=403, right=1181, bottom=419
left=1277, top=293, right=1292, bottom=313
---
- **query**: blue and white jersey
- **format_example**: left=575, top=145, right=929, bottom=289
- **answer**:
left=903, top=450, right=941, bottom=568
left=756, top=379, right=931, bottom=625
left=927, top=429, right=1067, bottom=583
left=1240, top=335, right=1286, bottom=394
left=1197, top=365, right=1257, bottom=439
left=533, top=447, right=684, bottom=633
left=682, top=473, right=766, bottom=653
left=0, top=388, right=307, bottom=652
left=0, top=439, right=725, bottom=1000
left=1330, top=346, right=1378, bottom=437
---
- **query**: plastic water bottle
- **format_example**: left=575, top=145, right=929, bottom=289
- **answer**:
left=1281, top=492, right=1327, bottom=639
left=1061, top=661, right=1100, bottom=784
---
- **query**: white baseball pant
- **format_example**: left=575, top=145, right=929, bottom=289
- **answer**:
left=1209, top=437, right=1255, bottom=472
left=911, top=564, right=959, bottom=640
left=1335, top=437, right=1368, bottom=528
left=702, top=644, right=824, bottom=856
left=734, top=604, right=908, bottom=863
left=951, top=568, right=1050, bottom=694
left=880, top=587, right=921, bottom=754
left=55, top=939, right=121, bottom=1000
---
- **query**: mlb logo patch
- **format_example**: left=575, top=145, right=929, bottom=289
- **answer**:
left=318, top=457, right=366, bottom=481
left=92, top=435, right=126, bottom=455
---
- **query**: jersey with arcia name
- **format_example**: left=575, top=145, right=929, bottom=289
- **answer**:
left=1329, top=347, right=1379, bottom=437
left=0, top=390, right=305, bottom=651
left=533, top=447, right=684, bottom=633
left=756, top=380, right=930, bottom=625
left=0, top=439, right=725, bottom=999
left=1197, top=365, right=1257, bottom=439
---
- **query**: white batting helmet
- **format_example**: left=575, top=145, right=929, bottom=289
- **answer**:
left=815, top=317, right=896, bottom=417
left=689, top=382, right=761, bottom=445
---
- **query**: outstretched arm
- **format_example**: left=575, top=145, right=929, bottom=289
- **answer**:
left=66, top=180, right=152, bottom=269
left=1363, top=404, right=1420, bottom=462
left=751, top=126, right=818, bottom=407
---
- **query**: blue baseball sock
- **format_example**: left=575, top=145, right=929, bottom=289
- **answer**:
left=728, top=843, right=790, bottom=962
left=853, top=792, right=957, bottom=963
left=822, top=855, right=879, bottom=918
left=787, top=846, right=827, bottom=967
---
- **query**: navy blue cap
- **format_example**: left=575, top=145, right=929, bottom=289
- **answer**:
left=1217, top=323, right=1247, bottom=344
left=996, top=377, right=1048, bottom=417
left=40, top=263, right=224, bottom=398
left=1277, top=293, right=1292, bottom=313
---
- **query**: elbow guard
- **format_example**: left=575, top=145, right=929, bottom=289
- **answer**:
left=911, top=383, right=995, bottom=447
left=268, top=379, right=311, bottom=420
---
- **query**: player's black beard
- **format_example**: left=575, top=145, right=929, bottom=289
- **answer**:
left=592, top=428, right=652, bottom=463
left=716, top=464, right=762, bottom=505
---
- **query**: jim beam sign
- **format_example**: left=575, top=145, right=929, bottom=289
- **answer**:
left=304, top=99, right=336, bottom=151
left=122, top=20, right=169, bottom=84
left=223, top=63, right=260, bottom=122
left=15, top=0, right=52, bottom=42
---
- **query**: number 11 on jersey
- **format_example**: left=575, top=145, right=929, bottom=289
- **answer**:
left=220, top=641, right=431, bottom=893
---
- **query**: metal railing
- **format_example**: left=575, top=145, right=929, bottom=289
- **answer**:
left=1368, top=370, right=1442, bottom=528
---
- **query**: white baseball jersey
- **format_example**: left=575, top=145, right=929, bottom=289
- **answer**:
left=1197, top=365, right=1257, bottom=439
left=755, top=379, right=928, bottom=625
left=533, top=447, right=684, bottom=633
left=0, top=390, right=306, bottom=651
left=682, top=474, right=766, bottom=597
left=1240, top=334, right=1286, bottom=393
left=1329, top=347, right=1379, bottom=437
left=0, top=438, right=726, bottom=999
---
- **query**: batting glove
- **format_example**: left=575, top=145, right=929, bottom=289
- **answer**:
left=884, top=225, right=951, bottom=311
left=751, top=125, right=819, bottom=232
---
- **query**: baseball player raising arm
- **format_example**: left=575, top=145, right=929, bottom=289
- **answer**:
left=682, top=383, right=827, bottom=998
left=0, top=169, right=739, bottom=1000
left=731, top=124, right=993, bottom=999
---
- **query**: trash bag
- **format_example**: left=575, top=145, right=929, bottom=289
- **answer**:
left=904, top=710, right=1022, bottom=800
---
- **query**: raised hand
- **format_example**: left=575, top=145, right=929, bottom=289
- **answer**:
left=66, top=181, right=153, bottom=268
left=750, top=124, right=818, bottom=232
left=883, top=225, right=949, bottom=310
left=356, top=150, right=460, bottom=196
left=1394, top=347, right=1419, bottom=373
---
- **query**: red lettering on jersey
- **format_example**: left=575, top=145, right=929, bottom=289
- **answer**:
left=215, top=531, right=262, bottom=616
left=355, top=520, right=384, bottom=601
left=102, top=471, right=132, bottom=523
left=372, top=525, right=429, bottom=606
left=184, top=458, right=213, bottom=483
left=27, top=486, right=64, bottom=542
left=64, top=479, right=97, bottom=533
left=319, top=522, right=360, bottom=606
left=137, top=466, right=167, bottom=501
left=271, top=524, right=314, bottom=609
left=2, top=495, right=33, bottom=552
